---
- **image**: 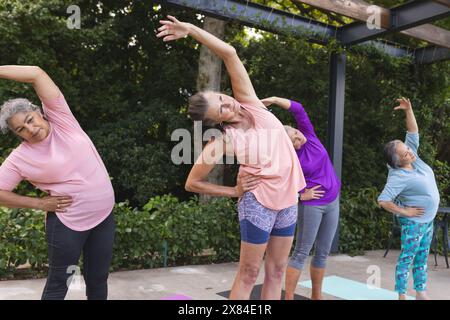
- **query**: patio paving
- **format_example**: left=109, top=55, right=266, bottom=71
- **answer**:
left=0, top=250, right=449, bottom=300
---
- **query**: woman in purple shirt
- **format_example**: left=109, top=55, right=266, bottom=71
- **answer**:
left=262, top=96, right=341, bottom=300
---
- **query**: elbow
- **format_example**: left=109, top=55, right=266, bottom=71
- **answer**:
left=377, top=200, right=389, bottom=209
left=34, top=66, right=45, bottom=75
left=222, top=45, right=237, bottom=59
left=0, top=190, right=7, bottom=203
left=30, top=66, right=45, bottom=82
left=185, top=180, right=194, bottom=192
left=185, top=178, right=204, bottom=193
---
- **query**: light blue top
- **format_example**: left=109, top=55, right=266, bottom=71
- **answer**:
left=378, top=132, right=440, bottom=223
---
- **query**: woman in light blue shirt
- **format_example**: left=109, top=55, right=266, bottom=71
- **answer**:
left=378, top=97, right=440, bottom=300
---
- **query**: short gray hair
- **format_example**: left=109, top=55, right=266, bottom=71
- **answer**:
left=383, top=140, right=401, bottom=169
left=0, top=98, right=40, bottom=133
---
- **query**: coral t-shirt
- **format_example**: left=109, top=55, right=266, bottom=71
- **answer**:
left=0, top=90, right=115, bottom=231
left=225, top=103, right=306, bottom=210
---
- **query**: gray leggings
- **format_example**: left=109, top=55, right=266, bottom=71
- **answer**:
left=288, top=197, right=339, bottom=270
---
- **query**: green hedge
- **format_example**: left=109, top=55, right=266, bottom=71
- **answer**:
left=0, top=207, right=47, bottom=276
left=112, top=195, right=240, bottom=270
left=1, top=184, right=448, bottom=278
left=0, top=195, right=240, bottom=278
left=339, top=187, right=392, bottom=255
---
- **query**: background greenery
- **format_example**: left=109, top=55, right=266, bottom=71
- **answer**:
left=0, top=0, right=449, bottom=277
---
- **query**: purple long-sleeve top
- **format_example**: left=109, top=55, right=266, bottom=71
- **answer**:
left=289, top=100, right=341, bottom=205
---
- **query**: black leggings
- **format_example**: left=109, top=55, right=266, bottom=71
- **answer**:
left=41, top=212, right=115, bottom=300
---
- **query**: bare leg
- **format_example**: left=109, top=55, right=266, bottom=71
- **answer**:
left=229, top=241, right=266, bottom=300
left=261, top=236, right=294, bottom=300
left=416, top=291, right=430, bottom=300
left=284, top=266, right=301, bottom=300
left=310, top=266, right=325, bottom=300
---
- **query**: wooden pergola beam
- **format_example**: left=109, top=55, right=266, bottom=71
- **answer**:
left=292, top=0, right=391, bottom=28
left=292, top=0, right=450, bottom=48
left=433, top=0, right=450, bottom=8
left=402, top=24, right=450, bottom=49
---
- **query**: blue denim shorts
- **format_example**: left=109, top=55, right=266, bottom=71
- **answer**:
left=238, top=192, right=298, bottom=244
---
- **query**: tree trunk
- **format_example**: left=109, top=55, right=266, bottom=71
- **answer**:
left=196, top=17, right=226, bottom=203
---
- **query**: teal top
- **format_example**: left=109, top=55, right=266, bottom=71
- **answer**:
left=378, top=132, right=440, bottom=223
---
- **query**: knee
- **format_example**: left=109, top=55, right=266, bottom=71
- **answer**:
left=239, top=263, right=260, bottom=286
left=289, top=244, right=312, bottom=269
left=293, top=241, right=314, bottom=256
left=265, top=263, right=287, bottom=282
left=84, top=270, right=109, bottom=288
left=398, top=252, right=415, bottom=266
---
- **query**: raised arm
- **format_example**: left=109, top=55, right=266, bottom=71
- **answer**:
left=0, top=65, right=59, bottom=101
left=261, top=96, right=316, bottom=137
left=261, top=96, right=291, bottom=110
left=157, top=16, right=262, bottom=106
left=394, top=97, right=418, bottom=133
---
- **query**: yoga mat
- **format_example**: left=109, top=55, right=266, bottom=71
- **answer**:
left=299, top=276, right=414, bottom=300
left=217, top=284, right=310, bottom=300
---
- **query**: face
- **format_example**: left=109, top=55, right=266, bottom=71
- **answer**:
left=395, top=142, right=416, bottom=167
left=203, top=92, right=241, bottom=124
left=8, top=111, right=50, bottom=144
left=286, top=127, right=307, bottom=150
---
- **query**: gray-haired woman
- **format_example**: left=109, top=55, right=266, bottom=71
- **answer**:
left=0, top=65, right=115, bottom=300
left=378, top=97, right=440, bottom=300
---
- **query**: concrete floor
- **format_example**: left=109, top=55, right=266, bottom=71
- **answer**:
left=0, top=250, right=449, bottom=300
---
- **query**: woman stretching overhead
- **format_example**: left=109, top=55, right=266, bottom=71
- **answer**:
left=157, top=16, right=305, bottom=300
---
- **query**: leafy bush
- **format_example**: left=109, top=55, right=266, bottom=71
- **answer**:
left=339, top=182, right=450, bottom=256
left=112, top=195, right=240, bottom=270
left=0, top=206, right=47, bottom=278
left=434, top=160, right=450, bottom=206
left=88, top=100, right=192, bottom=206
left=0, top=195, right=240, bottom=278
left=338, top=187, right=392, bottom=256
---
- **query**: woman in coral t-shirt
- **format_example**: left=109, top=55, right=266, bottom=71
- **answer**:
left=157, top=16, right=305, bottom=300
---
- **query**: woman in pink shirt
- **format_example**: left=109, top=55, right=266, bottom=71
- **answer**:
left=157, top=16, right=305, bottom=300
left=0, top=65, right=115, bottom=300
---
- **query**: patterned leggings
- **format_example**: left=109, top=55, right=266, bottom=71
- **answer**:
left=238, top=192, right=298, bottom=244
left=395, top=217, right=433, bottom=294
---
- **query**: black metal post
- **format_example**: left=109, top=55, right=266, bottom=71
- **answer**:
left=327, top=52, right=347, bottom=253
